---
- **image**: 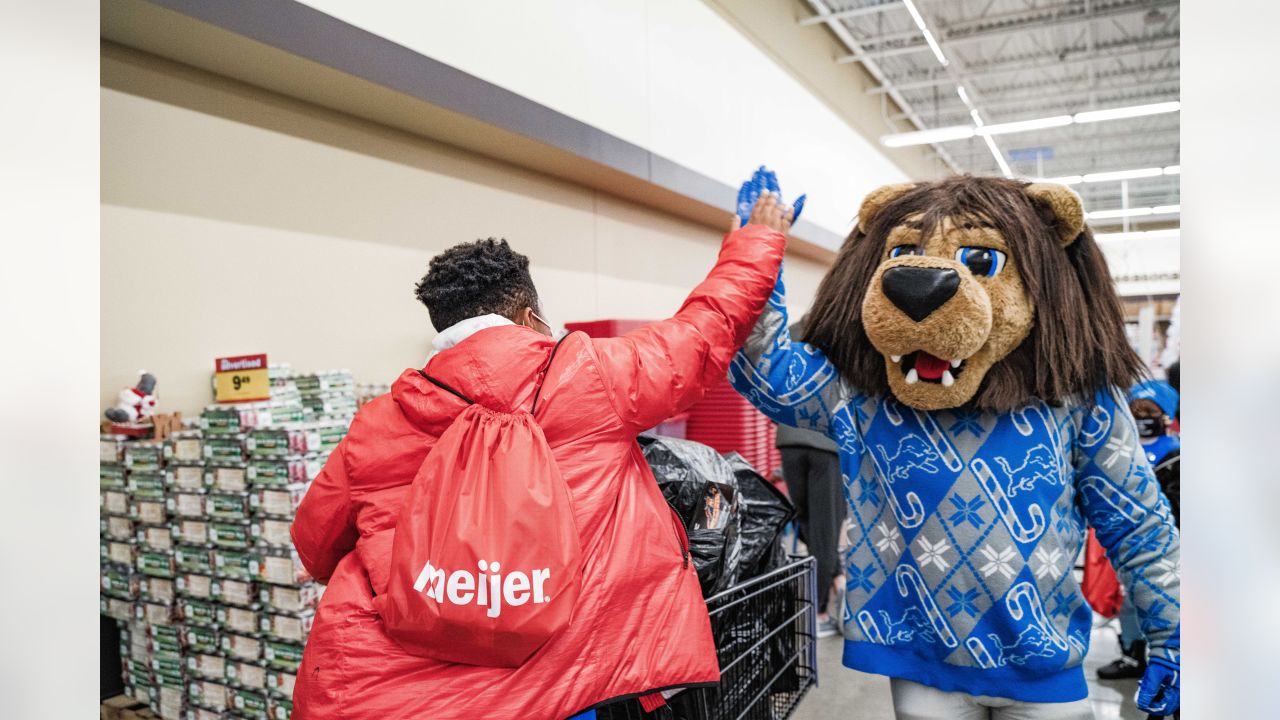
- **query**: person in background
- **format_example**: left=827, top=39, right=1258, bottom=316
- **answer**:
left=289, top=191, right=793, bottom=720
left=775, top=318, right=846, bottom=638
left=1097, top=379, right=1180, bottom=681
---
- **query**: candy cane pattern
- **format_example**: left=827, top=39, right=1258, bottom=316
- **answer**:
left=883, top=400, right=906, bottom=427
left=972, top=457, right=1047, bottom=544
left=1078, top=475, right=1145, bottom=524
left=1006, top=582, right=1070, bottom=652
left=913, top=409, right=964, bottom=473
left=965, top=636, right=999, bottom=669
left=857, top=609, right=886, bottom=645
left=870, top=437, right=929, bottom=529
left=895, top=565, right=959, bottom=648
left=1079, top=403, right=1112, bottom=449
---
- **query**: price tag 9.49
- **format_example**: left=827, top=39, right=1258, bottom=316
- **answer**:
left=214, top=354, right=270, bottom=403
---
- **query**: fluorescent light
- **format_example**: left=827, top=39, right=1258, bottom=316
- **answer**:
left=1095, top=229, right=1180, bottom=242
left=970, top=109, right=983, bottom=125
left=1086, top=205, right=1181, bottom=220
left=1073, top=101, right=1180, bottom=124
left=957, top=86, right=971, bottom=105
left=1082, top=167, right=1164, bottom=183
left=1038, top=175, right=1084, bottom=186
left=881, top=125, right=975, bottom=147
left=976, top=115, right=1074, bottom=137
left=902, top=0, right=949, bottom=66
left=1164, top=165, right=1180, bottom=175
left=983, top=135, right=1012, bottom=178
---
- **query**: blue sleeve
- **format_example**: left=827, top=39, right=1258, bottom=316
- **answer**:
left=1074, top=388, right=1181, bottom=665
left=728, top=265, right=858, bottom=448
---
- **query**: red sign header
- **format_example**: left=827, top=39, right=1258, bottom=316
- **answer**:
left=216, top=354, right=267, bottom=373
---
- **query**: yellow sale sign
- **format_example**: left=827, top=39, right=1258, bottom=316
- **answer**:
left=214, top=354, right=270, bottom=403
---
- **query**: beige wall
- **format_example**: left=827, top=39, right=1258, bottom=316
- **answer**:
left=102, top=52, right=832, bottom=415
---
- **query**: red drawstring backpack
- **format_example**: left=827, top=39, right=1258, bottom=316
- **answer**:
left=1081, top=529, right=1123, bottom=618
left=375, top=341, right=584, bottom=667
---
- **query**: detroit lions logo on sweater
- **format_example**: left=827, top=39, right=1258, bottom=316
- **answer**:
left=875, top=435, right=940, bottom=481
left=994, top=443, right=1062, bottom=498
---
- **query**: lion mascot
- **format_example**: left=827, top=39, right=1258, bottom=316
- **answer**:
left=730, top=175, right=1180, bottom=718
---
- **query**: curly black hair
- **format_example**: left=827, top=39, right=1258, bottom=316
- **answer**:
left=415, top=238, right=540, bottom=332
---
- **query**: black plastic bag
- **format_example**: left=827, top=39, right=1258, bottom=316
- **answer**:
left=640, top=436, right=742, bottom=594
left=724, top=452, right=794, bottom=580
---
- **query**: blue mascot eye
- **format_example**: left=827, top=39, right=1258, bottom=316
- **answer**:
left=955, top=247, right=1006, bottom=277
left=890, top=245, right=923, bottom=258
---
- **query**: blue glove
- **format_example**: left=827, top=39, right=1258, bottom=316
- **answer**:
left=1136, top=656, right=1179, bottom=716
left=735, top=165, right=806, bottom=227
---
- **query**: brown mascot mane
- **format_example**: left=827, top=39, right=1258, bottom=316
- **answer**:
left=803, top=175, right=1144, bottom=412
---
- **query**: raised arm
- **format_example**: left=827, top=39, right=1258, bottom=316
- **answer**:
left=290, top=442, right=358, bottom=584
left=728, top=265, right=852, bottom=442
left=1075, top=388, right=1181, bottom=714
left=592, top=193, right=789, bottom=432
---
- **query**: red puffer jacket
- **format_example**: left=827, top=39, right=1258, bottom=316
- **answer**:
left=290, top=225, right=785, bottom=719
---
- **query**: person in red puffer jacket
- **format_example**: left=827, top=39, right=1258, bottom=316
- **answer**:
left=289, top=192, right=792, bottom=720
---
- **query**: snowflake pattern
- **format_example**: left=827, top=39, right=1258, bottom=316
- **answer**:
left=947, top=410, right=985, bottom=438
left=1154, top=557, right=1179, bottom=586
left=978, top=545, right=1018, bottom=581
left=947, top=494, right=986, bottom=530
left=915, top=536, right=952, bottom=572
left=1052, top=590, right=1076, bottom=617
left=1032, top=547, right=1064, bottom=580
left=846, top=562, right=878, bottom=593
left=874, top=522, right=902, bottom=555
left=857, top=475, right=882, bottom=508
left=945, top=586, right=981, bottom=618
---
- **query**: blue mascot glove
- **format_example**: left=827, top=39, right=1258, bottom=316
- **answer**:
left=1136, top=656, right=1179, bottom=716
left=735, top=165, right=806, bottom=227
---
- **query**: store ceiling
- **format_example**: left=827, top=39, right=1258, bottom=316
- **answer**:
left=801, top=0, right=1179, bottom=225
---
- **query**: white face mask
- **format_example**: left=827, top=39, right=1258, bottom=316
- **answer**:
left=529, top=310, right=568, bottom=341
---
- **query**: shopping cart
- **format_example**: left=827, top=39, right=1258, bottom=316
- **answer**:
left=597, top=556, right=819, bottom=720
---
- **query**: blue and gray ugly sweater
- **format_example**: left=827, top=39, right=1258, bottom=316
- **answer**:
left=729, top=271, right=1180, bottom=703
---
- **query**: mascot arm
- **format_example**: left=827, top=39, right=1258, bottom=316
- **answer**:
left=1074, top=388, right=1181, bottom=713
left=729, top=265, right=850, bottom=438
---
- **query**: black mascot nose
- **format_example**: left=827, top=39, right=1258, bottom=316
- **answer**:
left=882, top=266, right=960, bottom=322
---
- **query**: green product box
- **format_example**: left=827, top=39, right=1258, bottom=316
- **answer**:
left=101, top=435, right=126, bottom=463
left=204, top=434, right=247, bottom=463
left=226, top=660, right=267, bottom=691
left=250, top=517, right=292, bottom=548
left=176, top=572, right=215, bottom=600
left=127, top=471, right=166, bottom=495
left=165, top=464, right=205, bottom=491
left=175, top=545, right=214, bottom=575
left=101, top=515, right=135, bottom=541
left=246, top=427, right=313, bottom=458
left=182, top=597, right=218, bottom=627
left=208, top=463, right=250, bottom=493
left=269, top=695, right=292, bottom=720
left=214, top=548, right=261, bottom=581
left=208, top=493, right=252, bottom=521
left=217, top=604, right=261, bottom=635
left=213, top=577, right=259, bottom=607
left=129, top=498, right=168, bottom=525
left=136, top=599, right=179, bottom=625
left=259, top=582, right=323, bottom=614
left=247, top=456, right=319, bottom=487
left=231, top=688, right=270, bottom=719
left=259, top=610, right=312, bottom=643
left=188, top=679, right=229, bottom=712
left=101, top=565, right=139, bottom=599
left=266, top=669, right=296, bottom=699
left=262, top=640, right=304, bottom=673
left=202, top=406, right=251, bottom=435
left=172, top=518, right=211, bottom=545
left=102, top=489, right=129, bottom=516
left=221, top=632, right=264, bottom=662
left=165, top=431, right=204, bottom=464
left=185, top=624, right=220, bottom=654
left=140, top=576, right=177, bottom=605
left=124, top=442, right=165, bottom=471
left=150, top=655, right=185, bottom=678
left=136, top=550, right=176, bottom=578
left=138, top=524, right=174, bottom=551
left=101, top=539, right=137, bottom=567
left=186, top=651, right=226, bottom=681
left=250, top=485, right=307, bottom=519
left=100, top=463, right=127, bottom=489
left=167, top=491, right=205, bottom=519
left=210, top=521, right=254, bottom=549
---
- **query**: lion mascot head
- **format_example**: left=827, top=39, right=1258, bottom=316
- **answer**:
left=803, top=175, right=1144, bottom=411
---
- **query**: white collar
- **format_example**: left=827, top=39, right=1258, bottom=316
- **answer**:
left=430, top=314, right=514, bottom=357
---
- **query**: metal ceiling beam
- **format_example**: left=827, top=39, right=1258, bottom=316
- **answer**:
left=901, top=82, right=1179, bottom=123
left=869, top=38, right=1179, bottom=94
left=802, top=0, right=963, bottom=173
left=799, top=1, right=901, bottom=26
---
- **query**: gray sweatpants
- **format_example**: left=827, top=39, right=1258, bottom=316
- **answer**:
left=780, top=446, right=845, bottom=614
left=890, top=679, right=1095, bottom=720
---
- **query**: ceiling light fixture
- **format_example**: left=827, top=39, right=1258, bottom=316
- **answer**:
left=1094, top=229, right=1180, bottom=242
left=1082, top=167, right=1165, bottom=183
left=880, top=125, right=975, bottom=148
left=880, top=101, right=1181, bottom=147
left=983, top=135, right=1012, bottom=178
left=902, top=0, right=948, bottom=66
left=1073, top=101, right=1181, bottom=124
left=1086, top=204, right=1181, bottom=220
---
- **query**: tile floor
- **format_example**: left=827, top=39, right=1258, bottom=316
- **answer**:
left=789, top=620, right=1147, bottom=720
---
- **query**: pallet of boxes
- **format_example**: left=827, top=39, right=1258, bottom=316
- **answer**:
left=102, top=366, right=357, bottom=720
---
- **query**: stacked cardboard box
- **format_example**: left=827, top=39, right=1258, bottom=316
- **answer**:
left=103, top=363, right=358, bottom=720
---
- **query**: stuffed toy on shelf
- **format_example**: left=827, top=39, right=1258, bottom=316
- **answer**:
left=105, top=371, right=158, bottom=424
left=730, top=173, right=1180, bottom=718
